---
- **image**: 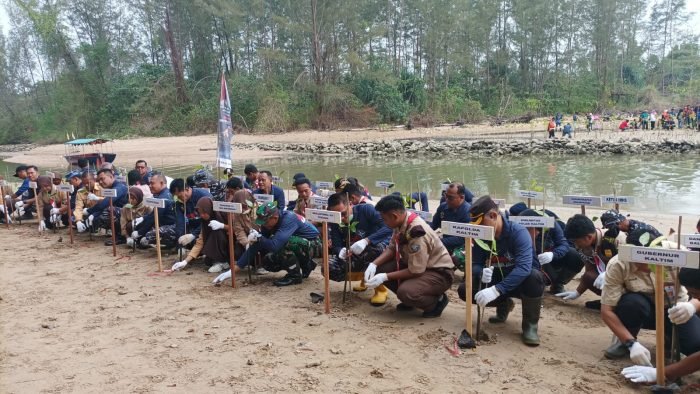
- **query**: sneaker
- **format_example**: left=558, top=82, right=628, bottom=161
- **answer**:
left=422, top=293, right=449, bottom=318
left=604, top=336, right=629, bottom=359
left=256, top=267, right=269, bottom=275
left=208, top=262, right=229, bottom=273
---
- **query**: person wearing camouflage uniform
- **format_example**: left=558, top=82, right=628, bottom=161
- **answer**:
left=326, top=192, right=392, bottom=305
left=212, top=201, right=321, bottom=287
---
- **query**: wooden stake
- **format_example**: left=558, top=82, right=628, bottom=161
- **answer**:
left=465, top=237, right=473, bottom=335
left=671, top=216, right=682, bottom=362
left=343, top=193, right=351, bottom=303
left=527, top=197, right=531, bottom=209
left=322, top=221, right=331, bottom=314
left=655, top=264, right=666, bottom=386
left=66, top=191, right=74, bottom=244
left=3, top=193, right=10, bottom=229
left=33, top=185, right=41, bottom=229
left=228, top=212, right=236, bottom=288
left=580, top=205, right=586, bottom=216
left=154, top=209, right=163, bottom=272
left=109, top=197, right=116, bottom=256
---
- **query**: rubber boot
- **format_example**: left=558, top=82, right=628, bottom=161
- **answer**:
left=488, top=298, right=514, bottom=324
left=347, top=272, right=367, bottom=292
left=548, top=267, right=579, bottom=295
left=521, top=296, right=542, bottom=347
left=274, top=263, right=303, bottom=286
left=370, top=285, right=388, bottom=306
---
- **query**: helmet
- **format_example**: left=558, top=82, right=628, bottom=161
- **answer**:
left=192, top=169, right=215, bottom=186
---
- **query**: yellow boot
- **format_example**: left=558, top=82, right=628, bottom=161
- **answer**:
left=348, top=272, right=367, bottom=291
left=370, top=285, right=388, bottom=306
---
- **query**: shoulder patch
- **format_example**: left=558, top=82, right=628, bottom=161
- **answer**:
left=410, top=243, right=421, bottom=253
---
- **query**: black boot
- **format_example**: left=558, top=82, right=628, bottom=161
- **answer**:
left=521, top=296, right=542, bottom=346
left=549, top=268, right=579, bottom=295
left=488, top=297, right=514, bottom=324
left=301, top=258, right=317, bottom=278
left=274, top=264, right=303, bottom=286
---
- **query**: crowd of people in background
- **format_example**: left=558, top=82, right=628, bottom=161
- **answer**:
left=1, top=158, right=700, bottom=388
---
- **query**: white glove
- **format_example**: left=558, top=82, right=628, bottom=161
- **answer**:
left=213, top=269, right=232, bottom=285
left=50, top=208, right=60, bottom=215
left=364, top=263, right=377, bottom=282
left=134, top=217, right=144, bottom=227
left=172, top=261, right=188, bottom=271
left=669, top=302, right=697, bottom=325
left=247, top=229, right=261, bottom=243
left=209, top=220, right=225, bottom=231
left=475, top=286, right=500, bottom=307
left=140, top=237, right=150, bottom=247
left=555, top=290, right=580, bottom=300
left=178, top=234, right=196, bottom=246
left=49, top=214, right=57, bottom=223
left=87, top=214, right=94, bottom=226
left=593, top=272, right=606, bottom=290
left=365, top=273, right=388, bottom=289
left=350, top=239, right=369, bottom=255
left=126, top=237, right=135, bottom=247
left=38, top=221, right=46, bottom=232
left=3, top=194, right=9, bottom=200
left=0, top=204, right=4, bottom=213
left=131, top=230, right=140, bottom=239
left=15, top=201, right=24, bottom=209
left=538, top=252, right=554, bottom=265
left=630, top=342, right=652, bottom=367
left=76, top=221, right=87, bottom=232
left=82, top=208, right=89, bottom=216
left=338, top=248, right=348, bottom=260
left=622, top=365, right=657, bottom=384
left=481, top=267, right=493, bottom=284
left=87, top=193, right=100, bottom=201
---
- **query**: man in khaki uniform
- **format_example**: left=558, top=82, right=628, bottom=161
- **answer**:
left=364, top=194, right=454, bottom=318
left=74, top=171, right=102, bottom=232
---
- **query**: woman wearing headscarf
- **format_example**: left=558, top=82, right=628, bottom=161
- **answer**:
left=170, top=197, right=232, bottom=273
left=37, top=175, right=67, bottom=231
left=122, top=187, right=153, bottom=246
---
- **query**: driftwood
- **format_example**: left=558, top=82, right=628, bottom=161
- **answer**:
left=489, top=113, right=535, bottom=126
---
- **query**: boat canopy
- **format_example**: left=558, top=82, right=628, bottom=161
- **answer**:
left=64, top=138, right=111, bottom=146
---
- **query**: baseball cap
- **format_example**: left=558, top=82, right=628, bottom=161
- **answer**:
left=65, top=171, right=82, bottom=180
left=469, top=196, right=499, bottom=225
left=600, top=210, right=625, bottom=229
left=255, top=201, right=279, bottom=225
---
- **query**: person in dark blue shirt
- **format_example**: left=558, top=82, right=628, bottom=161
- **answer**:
left=326, top=192, right=392, bottom=305
left=431, top=182, right=472, bottom=270
left=134, top=160, right=151, bottom=185
left=169, top=178, right=212, bottom=249
left=243, top=164, right=259, bottom=189
left=254, top=170, right=285, bottom=209
left=89, top=169, right=129, bottom=245
left=131, top=173, right=176, bottom=248
left=213, top=202, right=321, bottom=287
left=457, top=196, right=545, bottom=346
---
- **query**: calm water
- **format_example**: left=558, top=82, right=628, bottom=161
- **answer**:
left=2, top=154, right=699, bottom=215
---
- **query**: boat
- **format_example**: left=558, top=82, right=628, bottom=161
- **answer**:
left=64, top=138, right=116, bottom=168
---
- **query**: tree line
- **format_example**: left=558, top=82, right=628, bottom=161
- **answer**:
left=0, top=0, right=698, bottom=144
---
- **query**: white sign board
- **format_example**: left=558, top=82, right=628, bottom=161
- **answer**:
left=311, top=195, right=328, bottom=208
left=57, top=185, right=74, bottom=193
left=618, top=245, right=699, bottom=269
left=315, top=181, right=334, bottom=189
left=46, top=172, right=55, bottom=178
left=493, top=198, right=506, bottom=208
left=102, top=188, right=118, bottom=198
left=0, top=180, right=7, bottom=187
left=682, top=235, right=700, bottom=249
left=563, top=195, right=602, bottom=206
left=516, top=190, right=544, bottom=200
left=213, top=201, right=243, bottom=214
left=441, top=221, right=494, bottom=240
left=254, top=194, right=274, bottom=204
left=601, top=195, right=634, bottom=205
left=305, top=208, right=342, bottom=224
left=510, top=216, right=555, bottom=228
left=144, top=197, right=165, bottom=208
left=271, top=176, right=283, bottom=183
left=116, top=175, right=127, bottom=183
left=375, top=180, right=394, bottom=188
left=441, top=183, right=450, bottom=191
left=409, top=209, right=433, bottom=222
left=29, top=181, right=38, bottom=189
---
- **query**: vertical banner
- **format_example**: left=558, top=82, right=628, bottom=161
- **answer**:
left=217, top=73, right=233, bottom=169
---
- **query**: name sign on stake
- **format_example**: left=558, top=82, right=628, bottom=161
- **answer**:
left=253, top=194, right=274, bottom=204
left=493, top=198, right=506, bottom=208
left=102, top=189, right=118, bottom=198
left=409, top=209, right=433, bottom=222
left=516, top=190, right=544, bottom=200
left=618, top=245, right=700, bottom=269
left=0, top=180, right=7, bottom=186
left=682, top=235, right=700, bottom=249
left=272, top=176, right=283, bottom=183
left=441, top=221, right=494, bottom=240
left=311, top=195, right=328, bottom=208
left=563, top=195, right=602, bottom=206
left=29, top=181, right=38, bottom=188
left=315, top=181, right=334, bottom=189
left=601, top=195, right=634, bottom=205
left=144, top=197, right=165, bottom=208
left=305, top=208, right=342, bottom=224
left=510, top=216, right=555, bottom=228
left=213, top=201, right=243, bottom=214
left=375, top=180, right=394, bottom=188
left=57, top=185, right=73, bottom=193
left=116, top=176, right=127, bottom=183
left=441, top=183, right=450, bottom=191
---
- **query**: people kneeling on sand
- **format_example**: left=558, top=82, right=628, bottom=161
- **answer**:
left=120, top=187, right=153, bottom=245
left=211, top=201, right=321, bottom=286
left=130, top=173, right=176, bottom=248
left=362, top=195, right=454, bottom=318
left=457, top=196, right=544, bottom=346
